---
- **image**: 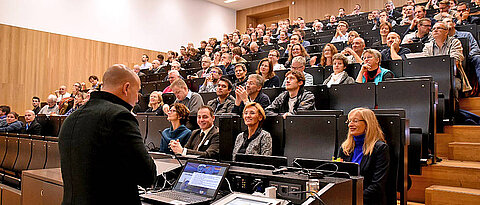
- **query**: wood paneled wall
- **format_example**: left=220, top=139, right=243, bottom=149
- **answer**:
left=237, top=0, right=428, bottom=33
left=0, top=24, right=163, bottom=113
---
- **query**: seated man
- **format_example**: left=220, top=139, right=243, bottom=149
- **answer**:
left=281, top=56, right=314, bottom=87
left=162, top=70, right=181, bottom=93
left=163, top=79, right=204, bottom=115
left=32, top=97, right=41, bottom=115
left=22, top=110, right=42, bottom=135
left=0, top=105, right=10, bottom=119
left=189, top=56, right=212, bottom=79
left=381, top=32, right=411, bottom=60
left=266, top=70, right=315, bottom=118
left=249, top=42, right=262, bottom=54
left=0, top=112, right=23, bottom=133
left=232, top=74, right=271, bottom=115
left=169, top=105, right=220, bottom=159
left=331, top=21, right=349, bottom=43
left=39, top=95, right=59, bottom=115
left=218, top=52, right=235, bottom=75
left=341, top=37, right=365, bottom=64
left=402, top=18, right=433, bottom=44
left=456, top=2, right=480, bottom=25
left=207, top=78, right=235, bottom=114
left=199, top=66, right=222, bottom=93
left=55, top=85, right=71, bottom=103
left=133, top=65, right=146, bottom=77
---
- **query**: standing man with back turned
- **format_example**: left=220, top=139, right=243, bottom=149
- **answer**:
left=59, top=64, right=156, bottom=205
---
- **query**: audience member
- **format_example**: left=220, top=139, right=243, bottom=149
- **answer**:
left=266, top=70, right=315, bottom=118
left=338, top=8, right=346, bottom=18
left=423, top=21, right=470, bottom=93
left=145, top=91, right=164, bottom=116
left=283, top=56, right=314, bottom=87
left=268, top=50, right=286, bottom=71
left=207, top=78, right=235, bottom=114
left=170, top=60, right=183, bottom=71
left=285, top=44, right=311, bottom=68
left=65, top=92, right=87, bottom=116
left=257, top=58, right=280, bottom=88
left=406, top=0, right=416, bottom=6
left=55, top=85, right=71, bottom=102
left=456, top=2, right=480, bottom=25
left=318, top=43, right=339, bottom=66
left=233, top=74, right=271, bottom=115
left=427, top=0, right=440, bottom=9
left=160, top=103, right=191, bottom=154
left=22, top=110, right=42, bottom=135
left=342, top=37, right=365, bottom=64
left=199, top=66, right=223, bottom=93
left=249, top=42, right=262, bottom=54
left=372, top=22, right=392, bottom=47
left=277, top=30, right=289, bottom=44
left=163, top=70, right=181, bottom=93
left=139, top=54, right=152, bottom=70
left=339, top=107, right=390, bottom=205
left=400, top=5, right=415, bottom=25
left=351, top=4, right=362, bottom=15
left=234, top=64, right=248, bottom=88
left=133, top=65, right=146, bottom=77
left=385, top=1, right=403, bottom=20
left=292, top=29, right=311, bottom=47
left=402, top=18, right=433, bottom=44
left=262, top=35, right=273, bottom=46
left=434, top=0, right=456, bottom=21
left=0, top=112, right=23, bottom=133
left=381, top=32, right=411, bottom=61
left=189, top=56, right=211, bottom=79
left=356, top=49, right=394, bottom=84
left=39, top=94, right=59, bottom=115
left=89, top=75, right=102, bottom=90
left=32, top=96, right=41, bottom=114
left=347, top=31, right=360, bottom=46
left=219, top=52, right=235, bottom=75
left=331, top=21, right=349, bottom=43
left=377, top=10, right=397, bottom=29
left=166, top=79, right=204, bottom=115
left=170, top=105, right=219, bottom=159
left=323, top=53, right=355, bottom=87
left=0, top=105, right=10, bottom=119
left=232, top=102, right=272, bottom=160
left=327, top=15, right=339, bottom=28
left=313, top=22, right=324, bottom=33
left=71, top=82, right=81, bottom=98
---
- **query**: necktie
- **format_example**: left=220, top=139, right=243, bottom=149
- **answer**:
left=196, top=132, right=206, bottom=151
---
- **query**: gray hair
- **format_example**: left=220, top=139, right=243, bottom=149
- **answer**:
left=47, top=94, right=57, bottom=102
left=292, top=56, right=306, bottom=66
left=168, top=70, right=180, bottom=77
left=248, top=74, right=264, bottom=87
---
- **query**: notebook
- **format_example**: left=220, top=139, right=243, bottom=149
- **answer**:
left=141, top=160, right=229, bottom=204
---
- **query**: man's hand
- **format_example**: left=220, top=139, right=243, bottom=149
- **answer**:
left=235, top=86, right=249, bottom=104
left=342, top=47, right=355, bottom=56
left=169, top=140, right=183, bottom=155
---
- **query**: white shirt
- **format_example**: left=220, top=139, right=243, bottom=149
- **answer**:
left=57, top=92, right=71, bottom=102
left=327, top=71, right=346, bottom=88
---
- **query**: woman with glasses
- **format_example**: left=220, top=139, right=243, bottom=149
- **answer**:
left=339, top=107, right=390, bottom=205
left=159, top=103, right=191, bottom=154
left=268, top=50, right=286, bottom=71
left=355, top=49, right=394, bottom=84
left=284, top=43, right=310, bottom=68
left=257, top=58, right=280, bottom=88
left=232, top=102, right=272, bottom=160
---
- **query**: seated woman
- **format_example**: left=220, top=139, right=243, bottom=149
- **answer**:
left=159, top=103, right=191, bottom=154
left=65, top=92, right=87, bottom=116
left=0, top=112, right=23, bottom=133
left=339, top=107, right=390, bottom=205
left=372, top=22, right=392, bottom=47
left=347, top=31, right=360, bottom=46
left=232, top=102, right=272, bottom=160
left=257, top=58, right=280, bottom=88
left=318, top=43, right=338, bottom=67
left=284, top=43, right=311, bottom=68
left=145, top=91, right=165, bottom=116
left=355, top=49, right=394, bottom=84
left=323, top=53, right=355, bottom=87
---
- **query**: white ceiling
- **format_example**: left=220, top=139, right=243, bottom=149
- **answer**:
left=206, top=0, right=281, bottom=10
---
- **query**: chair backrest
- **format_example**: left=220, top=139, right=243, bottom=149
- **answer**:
left=2, top=137, right=19, bottom=171
left=145, top=116, right=170, bottom=151
left=0, top=135, right=7, bottom=166
left=162, top=93, right=176, bottom=105
left=45, top=141, right=60, bottom=168
left=13, top=138, right=32, bottom=174
left=141, top=82, right=157, bottom=95
left=304, top=85, right=329, bottom=109
left=381, top=60, right=403, bottom=77
left=28, top=139, right=47, bottom=170
left=135, top=115, right=148, bottom=141
left=262, top=88, right=285, bottom=102
left=305, top=67, right=324, bottom=85
left=199, top=92, right=217, bottom=105
left=284, top=115, right=337, bottom=165
left=328, top=83, right=376, bottom=112
left=262, top=115, right=285, bottom=156
left=218, top=115, right=242, bottom=161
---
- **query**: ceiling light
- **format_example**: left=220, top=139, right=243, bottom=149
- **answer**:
left=224, top=0, right=238, bottom=3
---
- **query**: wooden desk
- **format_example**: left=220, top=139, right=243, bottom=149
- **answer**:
left=22, top=168, right=63, bottom=205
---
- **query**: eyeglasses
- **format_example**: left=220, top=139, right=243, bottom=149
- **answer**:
left=346, top=119, right=365, bottom=124
left=432, top=27, right=447, bottom=31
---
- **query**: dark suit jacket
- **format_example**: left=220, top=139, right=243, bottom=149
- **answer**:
left=339, top=141, right=389, bottom=205
left=184, top=126, right=220, bottom=159
left=59, top=91, right=156, bottom=205
left=22, top=120, right=42, bottom=135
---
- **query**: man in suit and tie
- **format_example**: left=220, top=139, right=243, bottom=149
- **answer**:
left=22, top=110, right=42, bottom=135
left=169, top=105, right=219, bottom=159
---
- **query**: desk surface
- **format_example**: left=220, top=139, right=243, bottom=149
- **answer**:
left=23, top=168, right=63, bottom=186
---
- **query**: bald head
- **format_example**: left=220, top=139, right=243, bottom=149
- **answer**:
left=102, top=64, right=141, bottom=106
left=25, top=110, right=35, bottom=123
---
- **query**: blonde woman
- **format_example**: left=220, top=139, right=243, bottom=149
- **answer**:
left=339, top=108, right=390, bottom=205
left=145, top=91, right=164, bottom=116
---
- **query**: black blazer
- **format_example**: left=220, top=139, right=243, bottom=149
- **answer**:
left=339, top=140, right=390, bottom=205
left=184, top=126, right=220, bottom=159
left=22, top=120, right=42, bottom=135
left=59, top=91, right=156, bottom=205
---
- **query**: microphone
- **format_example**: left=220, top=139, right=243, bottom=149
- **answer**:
left=172, top=152, right=184, bottom=168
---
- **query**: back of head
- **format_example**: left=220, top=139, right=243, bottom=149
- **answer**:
left=102, top=64, right=139, bottom=91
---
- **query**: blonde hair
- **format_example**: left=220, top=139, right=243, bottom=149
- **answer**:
left=148, top=91, right=164, bottom=109
left=341, top=108, right=385, bottom=156
left=243, top=102, right=266, bottom=123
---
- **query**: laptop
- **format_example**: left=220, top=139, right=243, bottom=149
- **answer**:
left=141, top=160, right=229, bottom=204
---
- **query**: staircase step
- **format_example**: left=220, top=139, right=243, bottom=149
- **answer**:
left=436, top=126, right=480, bottom=157
left=448, top=142, right=480, bottom=162
left=425, top=185, right=480, bottom=205
left=459, top=97, right=480, bottom=111
left=408, top=159, right=480, bottom=203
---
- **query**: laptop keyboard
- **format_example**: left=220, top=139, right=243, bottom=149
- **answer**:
left=156, top=190, right=209, bottom=203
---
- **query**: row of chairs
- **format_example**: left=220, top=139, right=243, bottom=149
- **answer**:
left=0, top=133, right=60, bottom=189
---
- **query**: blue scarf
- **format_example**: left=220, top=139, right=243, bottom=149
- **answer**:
left=352, top=134, right=365, bottom=164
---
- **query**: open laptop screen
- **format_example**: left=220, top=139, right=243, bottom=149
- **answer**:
left=173, top=161, right=228, bottom=198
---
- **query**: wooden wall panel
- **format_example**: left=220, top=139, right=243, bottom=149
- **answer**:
left=0, top=24, right=163, bottom=113
left=237, top=0, right=428, bottom=33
